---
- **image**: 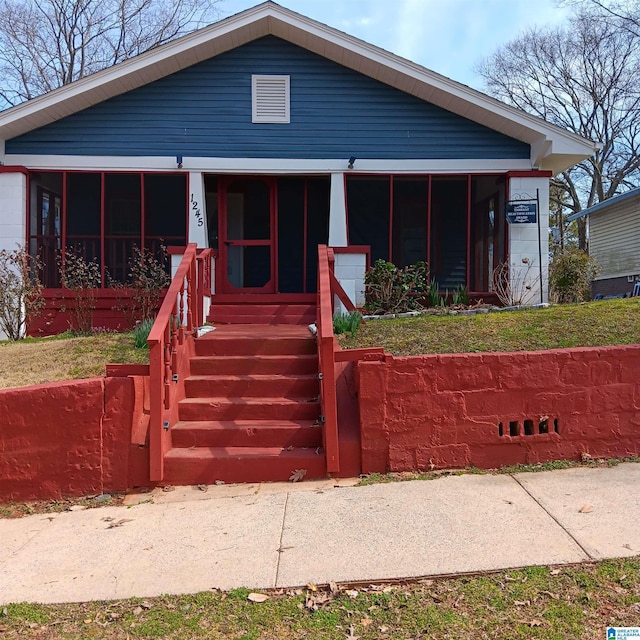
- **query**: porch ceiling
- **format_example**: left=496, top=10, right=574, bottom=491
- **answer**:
left=0, top=2, right=597, bottom=175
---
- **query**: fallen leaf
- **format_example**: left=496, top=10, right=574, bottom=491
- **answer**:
left=346, top=624, right=360, bottom=639
left=162, top=485, right=175, bottom=492
left=540, top=590, right=559, bottom=600
left=514, top=600, right=530, bottom=606
left=524, top=619, right=543, bottom=627
left=379, top=626, right=389, bottom=633
left=197, top=484, right=208, bottom=492
left=247, top=593, right=269, bottom=603
left=214, top=480, right=225, bottom=486
left=289, top=469, right=307, bottom=482
left=140, top=601, right=152, bottom=610
left=346, top=590, right=359, bottom=599
left=132, top=607, right=143, bottom=616
left=579, top=505, right=593, bottom=513
left=550, top=569, right=561, bottom=576
left=307, top=582, right=318, bottom=592
left=329, top=581, right=339, bottom=593
left=107, top=518, right=133, bottom=529
left=305, top=592, right=331, bottom=611
left=360, top=617, right=373, bottom=627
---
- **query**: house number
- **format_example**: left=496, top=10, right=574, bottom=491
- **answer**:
left=190, top=193, right=204, bottom=227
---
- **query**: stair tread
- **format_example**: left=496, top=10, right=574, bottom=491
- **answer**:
left=180, top=396, right=319, bottom=404
left=173, top=419, right=319, bottom=429
left=191, top=354, right=317, bottom=360
left=165, top=446, right=323, bottom=458
left=185, top=374, right=317, bottom=381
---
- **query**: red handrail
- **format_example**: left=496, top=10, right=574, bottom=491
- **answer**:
left=317, top=245, right=340, bottom=473
left=147, top=243, right=199, bottom=481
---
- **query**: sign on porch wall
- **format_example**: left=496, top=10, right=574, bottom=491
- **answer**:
left=506, top=201, right=537, bottom=224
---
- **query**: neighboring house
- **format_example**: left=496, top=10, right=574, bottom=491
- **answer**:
left=0, top=1, right=596, bottom=334
left=567, top=187, right=640, bottom=297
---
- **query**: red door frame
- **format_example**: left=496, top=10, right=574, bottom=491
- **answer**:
left=217, top=176, right=277, bottom=294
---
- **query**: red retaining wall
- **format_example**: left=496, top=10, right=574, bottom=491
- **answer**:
left=357, top=345, right=640, bottom=473
left=0, top=375, right=149, bottom=501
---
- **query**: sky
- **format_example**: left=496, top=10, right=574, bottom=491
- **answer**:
left=219, top=0, right=571, bottom=89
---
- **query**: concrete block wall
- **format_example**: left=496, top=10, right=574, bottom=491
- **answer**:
left=508, top=175, right=549, bottom=303
left=334, top=251, right=366, bottom=312
left=357, top=345, right=640, bottom=474
left=0, top=172, right=28, bottom=339
left=0, top=375, right=146, bottom=501
left=0, top=172, right=26, bottom=253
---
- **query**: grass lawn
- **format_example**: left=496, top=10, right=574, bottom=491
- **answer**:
left=339, top=298, right=640, bottom=356
left=1, top=558, right=639, bottom=639
left=0, top=332, right=148, bottom=389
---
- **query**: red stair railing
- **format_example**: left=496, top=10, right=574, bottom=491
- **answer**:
left=148, top=243, right=211, bottom=482
left=317, top=245, right=359, bottom=474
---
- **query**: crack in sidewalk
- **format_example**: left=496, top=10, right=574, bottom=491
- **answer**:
left=273, top=492, right=290, bottom=588
left=510, top=474, right=594, bottom=561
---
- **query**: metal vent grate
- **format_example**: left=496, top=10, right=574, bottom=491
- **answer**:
left=252, top=75, right=290, bottom=123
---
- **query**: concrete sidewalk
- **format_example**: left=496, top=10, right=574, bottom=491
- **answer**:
left=1, top=463, right=639, bottom=605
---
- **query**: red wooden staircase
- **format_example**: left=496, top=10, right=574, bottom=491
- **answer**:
left=163, top=324, right=327, bottom=484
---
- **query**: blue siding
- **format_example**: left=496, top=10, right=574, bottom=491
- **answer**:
left=7, top=36, right=529, bottom=159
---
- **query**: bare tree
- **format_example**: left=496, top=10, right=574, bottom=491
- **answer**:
left=0, top=0, right=221, bottom=108
left=571, top=0, right=640, bottom=36
left=476, top=10, right=640, bottom=249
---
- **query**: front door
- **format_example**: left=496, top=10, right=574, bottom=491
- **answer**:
left=220, top=177, right=276, bottom=293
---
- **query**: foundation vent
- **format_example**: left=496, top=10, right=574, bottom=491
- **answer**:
left=498, top=417, right=559, bottom=438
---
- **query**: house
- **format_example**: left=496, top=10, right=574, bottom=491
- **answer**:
left=567, top=188, right=640, bottom=297
left=0, top=1, right=597, bottom=334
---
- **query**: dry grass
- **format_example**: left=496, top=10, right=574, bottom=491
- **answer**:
left=0, top=332, right=148, bottom=389
left=0, top=559, right=639, bottom=638
left=339, top=298, right=640, bottom=356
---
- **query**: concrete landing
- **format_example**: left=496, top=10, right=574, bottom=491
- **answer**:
left=0, top=464, right=639, bottom=604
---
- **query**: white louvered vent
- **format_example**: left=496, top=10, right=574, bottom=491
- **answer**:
left=252, top=75, right=290, bottom=123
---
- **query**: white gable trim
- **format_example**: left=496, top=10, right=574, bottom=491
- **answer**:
left=0, top=2, right=597, bottom=174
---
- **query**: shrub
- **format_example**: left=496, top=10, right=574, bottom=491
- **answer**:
left=549, top=248, right=599, bottom=303
left=492, top=259, right=540, bottom=307
left=364, top=259, right=429, bottom=314
left=110, top=246, right=171, bottom=325
left=132, top=318, right=155, bottom=348
left=0, top=247, right=44, bottom=340
left=333, top=311, right=362, bottom=335
left=127, top=246, right=171, bottom=321
left=58, top=251, right=101, bottom=334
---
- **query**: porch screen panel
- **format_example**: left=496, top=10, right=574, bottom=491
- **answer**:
left=470, top=177, right=506, bottom=292
left=346, top=177, right=390, bottom=263
left=66, top=172, right=102, bottom=272
left=306, top=177, right=331, bottom=293
left=430, top=177, right=467, bottom=289
left=105, top=173, right=141, bottom=283
left=392, top=177, right=428, bottom=267
left=30, top=172, right=63, bottom=287
left=144, top=173, right=187, bottom=263
left=277, top=177, right=305, bottom=293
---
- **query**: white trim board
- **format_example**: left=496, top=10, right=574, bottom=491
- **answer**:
left=6, top=154, right=534, bottom=173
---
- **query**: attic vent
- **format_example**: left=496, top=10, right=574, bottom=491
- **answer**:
left=252, top=75, right=290, bottom=123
